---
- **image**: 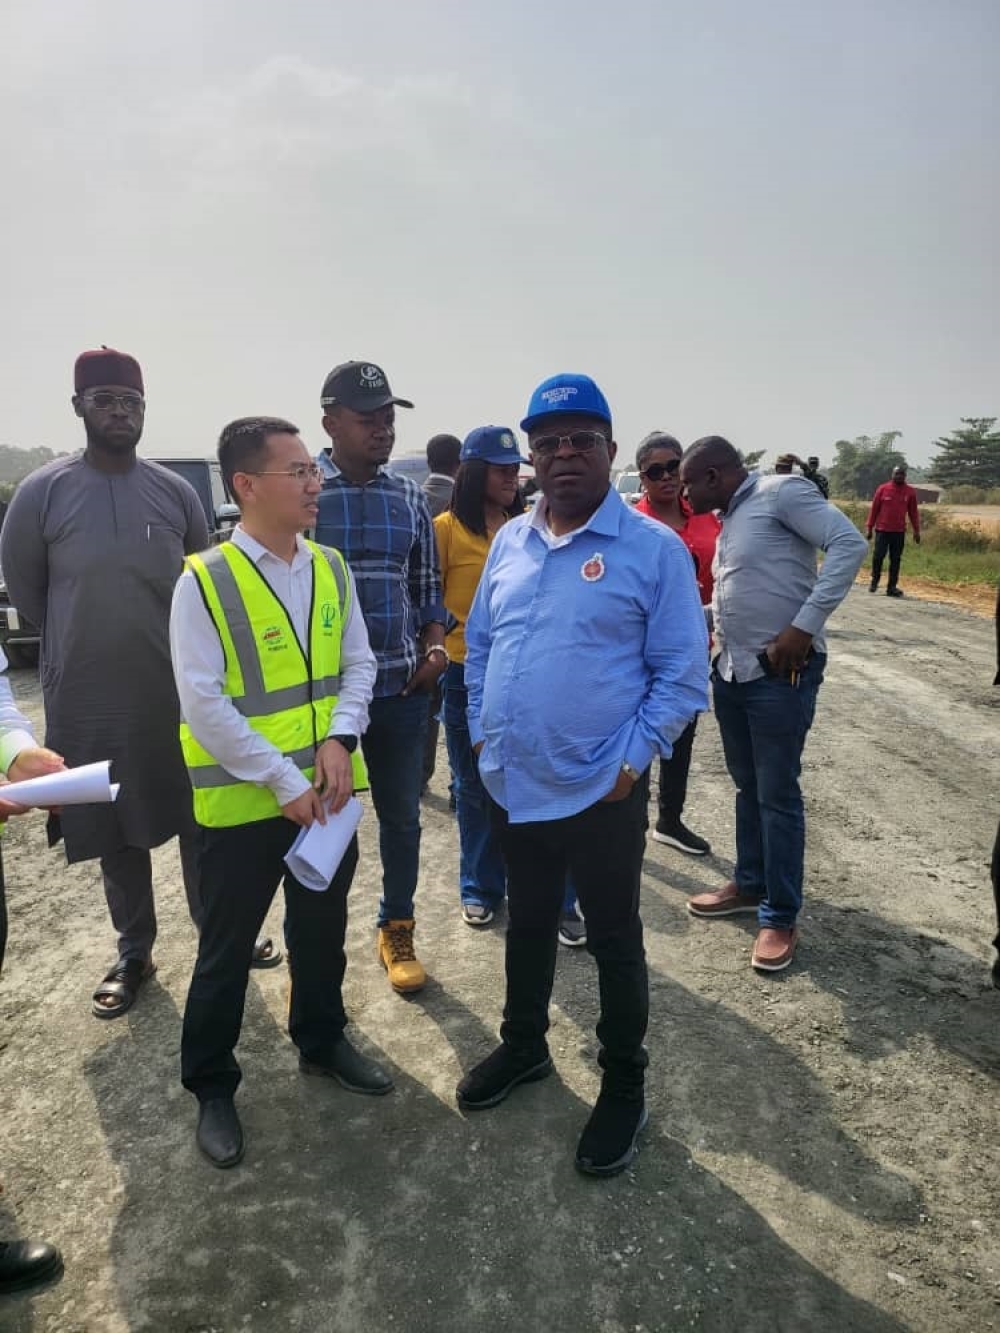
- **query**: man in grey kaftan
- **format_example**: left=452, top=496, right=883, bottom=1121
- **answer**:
left=0, top=348, right=208, bottom=1014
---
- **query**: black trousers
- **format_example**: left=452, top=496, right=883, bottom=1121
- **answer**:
left=657, top=718, right=697, bottom=824
left=871, top=530, right=906, bottom=590
left=181, top=816, right=359, bottom=1102
left=491, top=773, right=651, bottom=1099
left=991, top=820, right=1000, bottom=963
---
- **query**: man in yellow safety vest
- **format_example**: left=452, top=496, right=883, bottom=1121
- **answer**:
left=170, top=416, right=388, bottom=1169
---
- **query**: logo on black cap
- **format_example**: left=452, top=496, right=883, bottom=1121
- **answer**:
left=320, top=360, right=414, bottom=412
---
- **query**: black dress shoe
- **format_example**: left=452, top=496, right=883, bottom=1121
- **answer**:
left=299, top=1039, right=394, bottom=1096
left=196, top=1098, right=244, bottom=1168
left=0, top=1239, right=63, bottom=1294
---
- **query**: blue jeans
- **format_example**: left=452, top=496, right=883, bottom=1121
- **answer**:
left=442, top=663, right=506, bottom=909
left=712, top=652, right=826, bottom=929
left=362, top=692, right=430, bottom=924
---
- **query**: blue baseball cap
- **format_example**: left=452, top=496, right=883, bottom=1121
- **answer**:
left=460, top=425, right=531, bottom=466
left=520, top=373, right=612, bottom=433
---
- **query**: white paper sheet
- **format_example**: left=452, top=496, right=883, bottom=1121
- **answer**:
left=284, top=796, right=363, bottom=892
left=0, top=760, right=120, bottom=807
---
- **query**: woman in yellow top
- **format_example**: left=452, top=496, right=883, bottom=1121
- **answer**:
left=434, top=426, right=527, bottom=926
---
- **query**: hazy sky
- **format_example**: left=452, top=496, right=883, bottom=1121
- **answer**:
left=2, top=0, right=996, bottom=467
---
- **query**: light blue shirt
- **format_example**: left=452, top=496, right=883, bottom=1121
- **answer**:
left=713, top=472, right=868, bottom=682
left=465, top=487, right=710, bottom=824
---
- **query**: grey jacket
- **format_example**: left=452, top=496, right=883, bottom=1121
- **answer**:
left=422, top=473, right=455, bottom=518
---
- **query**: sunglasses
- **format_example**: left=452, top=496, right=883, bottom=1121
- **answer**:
left=531, top=430, right=608, bottom=458
left=82, top=391, right=145, bottom=414
left=639, top=460, right=680, bottom=481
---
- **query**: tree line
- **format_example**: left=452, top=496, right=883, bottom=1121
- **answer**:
left=1, top=422, right=998, bottom=504
left=825, top=418, right=999, bottom=500
left=0, top=444, right=69, bottom=502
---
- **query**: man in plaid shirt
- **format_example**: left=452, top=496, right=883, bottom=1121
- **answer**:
left=315, top=362, right=446, bottom=993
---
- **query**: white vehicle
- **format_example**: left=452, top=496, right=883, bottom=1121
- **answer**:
left=615, top=470, right=642, bottom=504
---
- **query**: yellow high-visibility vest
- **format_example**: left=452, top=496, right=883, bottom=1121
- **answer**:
left=180, top=540, right=368, bottom=827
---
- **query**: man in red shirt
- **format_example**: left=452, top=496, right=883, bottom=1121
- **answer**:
left=866, top=466, right=920, bottom=597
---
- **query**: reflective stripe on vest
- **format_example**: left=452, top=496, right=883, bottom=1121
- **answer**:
left=180, top=539, right=369, bottom=827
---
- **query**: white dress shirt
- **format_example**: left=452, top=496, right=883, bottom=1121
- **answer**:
left=170, top=526, right=376, bottom=808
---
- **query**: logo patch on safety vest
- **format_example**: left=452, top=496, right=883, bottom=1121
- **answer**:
left=320, top=601, right=337, bottom=631
left=262, top=625, right=286, bottom=652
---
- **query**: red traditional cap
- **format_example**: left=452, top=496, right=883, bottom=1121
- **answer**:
left=74, top=346, right=144, bottom=394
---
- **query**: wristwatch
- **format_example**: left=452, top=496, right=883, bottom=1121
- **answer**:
left=330, top=734, right=358, bottom=753
left=620, top=760, right=641, bottom=782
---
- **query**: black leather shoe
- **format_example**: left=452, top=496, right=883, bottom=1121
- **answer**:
left=0, top=1239, right=63, bottom=1294
left=196, top=1098, right=244, bottom=1168
left=456, top=1043, right=553, bottom=1110
left=575, top=1093, right=648, bottom=1177
left=299, top=1039, right=394, bottom=1096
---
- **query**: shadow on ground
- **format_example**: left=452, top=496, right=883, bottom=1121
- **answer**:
left=42, top=963, right=911, bottom=1333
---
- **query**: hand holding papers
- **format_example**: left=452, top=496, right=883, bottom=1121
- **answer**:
left=0, top=759, right=120, bottom=808
left=284, top=796, right=363, bottom=892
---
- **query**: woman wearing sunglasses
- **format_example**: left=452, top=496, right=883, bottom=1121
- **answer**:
left=634, top=432, right=721, bottom=855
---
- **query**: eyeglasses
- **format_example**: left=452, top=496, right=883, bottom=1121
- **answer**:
left=82, top=391, right=145, bottom=413
left=248, top=464, right=323, bottom=484
left=639, top=460, right=681, bottom=481
left=531, top=430, right=608, bottom=458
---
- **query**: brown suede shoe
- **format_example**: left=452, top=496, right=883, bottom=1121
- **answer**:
left=687, top=882, right=761, bottom=918
left=751, top=927, right=798, bottom=972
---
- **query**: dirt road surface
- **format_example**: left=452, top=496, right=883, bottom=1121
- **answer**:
left=939, top=505, right=1000, bottom=532
left=1, top=586, right=998, bottom=1332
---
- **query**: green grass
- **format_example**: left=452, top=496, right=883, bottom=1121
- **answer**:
left=898, top=548, right=1000, bottom=586
left=835, top=501, right=1000, bottom=587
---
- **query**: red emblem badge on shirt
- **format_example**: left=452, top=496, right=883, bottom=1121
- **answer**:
left=581, top=552, right=605, bottom=582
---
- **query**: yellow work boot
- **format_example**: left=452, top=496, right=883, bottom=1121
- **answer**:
left=377, top=919, right=427, bottom=994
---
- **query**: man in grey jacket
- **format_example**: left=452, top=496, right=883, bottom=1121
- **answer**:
left=421, top=434, right=461, bottom=518
left=679, top=436, right=867, bottom=973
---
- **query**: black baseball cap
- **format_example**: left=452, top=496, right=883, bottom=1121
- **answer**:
left=320, top=361, right=414, bottom=412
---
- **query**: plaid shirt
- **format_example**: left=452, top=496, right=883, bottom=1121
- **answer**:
left=315, top=457, right=444, bottom=698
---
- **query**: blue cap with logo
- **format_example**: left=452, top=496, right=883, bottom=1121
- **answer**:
left=520, top=373, right=612, bottom=433
left=460, top=425, right=531, bottom=466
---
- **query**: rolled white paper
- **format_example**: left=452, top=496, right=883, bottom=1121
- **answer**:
left=284, top=796, right=363, bottom=892
left=0, top=759, right=120, bottom=807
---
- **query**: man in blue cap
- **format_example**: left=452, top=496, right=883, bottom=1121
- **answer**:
left=456, top=374, right=709, bottom=1176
